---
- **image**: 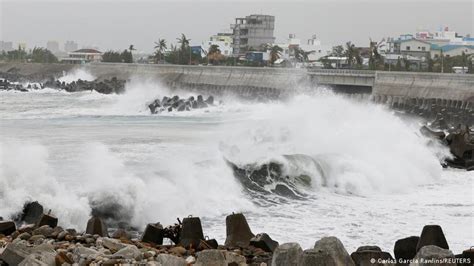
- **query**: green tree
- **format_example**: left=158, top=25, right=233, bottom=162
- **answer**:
left=154, top=39, right=167, bottom=63
left=344, top=42, right=362, bottom=69
left=128, top=45, right=136, bottom=62
left=176, top=34, right=191, bottom=64
left=102, top=51, right=123, bottom=62
left=395, top=58, right=402, bottom=71
left=30, top=47, right=58, bottom=63
left=368, top=39, right=383, bottom=70
left=426, top=54, right=434, bottom=72
left=266, top=45, right=283, bottom=65
left=121, top=50, right=133, bottom=63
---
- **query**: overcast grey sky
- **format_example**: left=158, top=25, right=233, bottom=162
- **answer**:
left=0, top=0, right=472, bottom=52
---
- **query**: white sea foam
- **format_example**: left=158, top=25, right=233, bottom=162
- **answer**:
left=58, top=69, right=96, bottom=83
left=0, top=82, right=471, bottom=253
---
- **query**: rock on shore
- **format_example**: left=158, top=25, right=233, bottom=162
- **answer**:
left=0, top=202, right=471, bottom=266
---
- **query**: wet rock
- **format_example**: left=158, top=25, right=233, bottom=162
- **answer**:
left=112, top=228, right=131, bottom=240
left=55, top=250, right=74, bottom=265
left=86, top=216, right=108, bottom=237
left=179, top=217, right=205, bottom=249
left=156, top=253, right=187, bottom=266
left=17, top=232, right=32, bottom=240
left=271, top=242, right=303, bottom=266
left=18, top=243, right=56, bottom=266
left=36, top=213, right=58, bottom=228
left=195, top=249, right=226, bottom=266
left=313, top=236, right=355, bottom=266
left=411, top=245, right=455, bottom=266
left=250, top=233, right=279, bottom=252
left=112, top=245, right=142, bottom=260
left=73, top=246, right=100, bottom=261
left=170, top=246, right=186, bottom=256
left=29, top=235, right=45, bottom=243
left=141, top=223, right=164, bottom=245
left=185, top=255, right=196, bottom=264
left=225, top=213, right=255, bottom=248
left=394, top=236, right=420, bottom=261
left=0, top=221, right=16, bottom=236
left=0, top=240, right=32, bottom=265
left=459, top=249, right=474, bottom=266
left=32, top=225, right=54, bottom=238
left=101, top=237, right=127, bottom=252
left=416, top=225, right=449, bottom=252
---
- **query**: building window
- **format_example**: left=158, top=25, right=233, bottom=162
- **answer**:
left=421, top=47, right=426, bottom=51
left=406, top=46, right=410, bottom=51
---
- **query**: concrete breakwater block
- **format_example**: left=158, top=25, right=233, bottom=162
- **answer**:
left=141, top=223, right=164, bottom=245
left=0, top=221, right=16, bottom=236
left=314, top=236, right=355, bottom=266
left=394, top=236, right=420, bottom=261
left=416, top=225, right=449, bottom=252
left=86, top=216, right=108, bottom=237
left=179, top=217, right=205, bottom=248
left=250, top=233, right=279, bottom=252
left=271, top=242, right=303, bottom=266
left=19, top=201, right=44, bottom=224
left=36, top=213, right=58, bottom=228
left=225, top=213, right=255, bottom=248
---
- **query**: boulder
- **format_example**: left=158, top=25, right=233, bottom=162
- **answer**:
left=18, top=243, right=56, bottom=266
left=459, top=249, right=474, bottom=266
left=350, top=250, right=393, bottom=266
left=86, top=216, right=108, bottom=237
left=250, top=233, right=279, bottom=252
left=179, top=217, right=205, bottom=248
left=225, top=213, right=255, bottom=248
left=101, top=237, right=127, bottom=252
left=223, top=251, right=246, bottom=265
left=55, top=251, right=74, bottom=265
left=36, top=213, right=58, bottom=228
left=416, top=225, right=449, bottom=252
left=195, top=250, right=226, bottom=266
left=0, top=240, right=32, bottom=265
left=112, top=228, right=131, bottom=240
left=0, top=221, right=16, bottom=236
left=394, top=236, right=420, bottom=261
left=411, top=245, right=455, bottom=266
left=299, top=249, right=337, bottom=266
left=141, top=223, right=164, bottom=245
left=271, top=242, right=303, bottom=266
left=313, top=236, right=355, bottom=266
left=32, top=225, right=54, bottom=238
left=112, top=245, right=142, bottom=260
left=156, top=254, right=187, bottom=266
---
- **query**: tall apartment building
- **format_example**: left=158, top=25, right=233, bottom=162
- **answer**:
left=47, top=41, right=60, bottom=54
left=0, top=41, right=14, bottom=52
left=64, top=41, right=79, bottom=53
left=231, top=14, right=275, bottom=55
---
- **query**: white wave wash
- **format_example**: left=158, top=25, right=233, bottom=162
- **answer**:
left=57, top=69, right=96, bottom=83
left=0, top=81, right=471, bottom=253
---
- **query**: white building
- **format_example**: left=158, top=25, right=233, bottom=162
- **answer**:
left=60, top=48, right=102, bottom=64
left=201, top=33, right=233, bottom=56
left=273, top=34, right=331, bottom=63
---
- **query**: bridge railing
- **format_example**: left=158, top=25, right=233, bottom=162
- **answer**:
left=307, top=68, right=376, bottom=76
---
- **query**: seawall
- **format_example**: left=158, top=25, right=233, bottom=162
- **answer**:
left=1, top=62, right=473, bottom=103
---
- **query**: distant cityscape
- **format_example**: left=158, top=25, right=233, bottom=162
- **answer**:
left=1, top=14, right=473, bottom=73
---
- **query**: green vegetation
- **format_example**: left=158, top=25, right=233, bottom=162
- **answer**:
left=101, top=50, right=133, bottom=63
left=0, top=46, right=57, bottom=63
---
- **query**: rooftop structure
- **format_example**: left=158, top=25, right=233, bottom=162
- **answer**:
left=60, top=48, right=102, bottom=64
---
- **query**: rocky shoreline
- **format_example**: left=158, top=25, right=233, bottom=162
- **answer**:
left=0, top=202, right=472, bottom=266
left=0, top=71, right=126, bottom=94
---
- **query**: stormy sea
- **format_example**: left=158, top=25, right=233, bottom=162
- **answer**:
left=0, top=69, right=472, bottom=254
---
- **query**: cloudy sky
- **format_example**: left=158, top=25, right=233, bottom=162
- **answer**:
left=0, top=0, right=472, bottom=52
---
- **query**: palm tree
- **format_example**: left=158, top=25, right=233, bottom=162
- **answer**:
left=345, top=42, right=362, bottom=68
left=128, top=45, right=136, bottom=63
left=369, top=39, right=383, bottom=70
left=266, top=44, right=283, bottom=65
left=154, top=39, right=167, bottom=63
left=294, top=47, right=314, bottom=66
left=177, top=34, right=190, bottom=52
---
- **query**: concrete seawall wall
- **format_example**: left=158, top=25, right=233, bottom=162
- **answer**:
left=373, top=72, right=474, bottom=103
left=1, top=62, right=472, bottom=103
